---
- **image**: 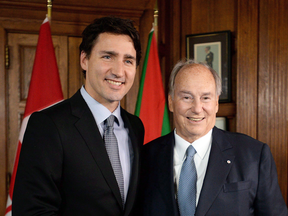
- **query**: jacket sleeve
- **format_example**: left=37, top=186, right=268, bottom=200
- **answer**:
left=12, top=112, right=63, bottom=216
left=254, top=144, right=288, bottom=215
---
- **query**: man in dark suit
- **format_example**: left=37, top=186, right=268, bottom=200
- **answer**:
left=141, top=59, right=287, bottom=215
left=13, top=17, right=144, bottom=216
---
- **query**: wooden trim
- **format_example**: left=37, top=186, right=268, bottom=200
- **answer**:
left=258, top=0, right=288, bottom=201
left=217, top=103, right=236, bottom=117
left=0, top=25, right=7, bottom=216
left=0, top=1, right=144, bottom=21
left=236, top=0, right=259, bottom=138
left=68, top=37, right=83, bottom=98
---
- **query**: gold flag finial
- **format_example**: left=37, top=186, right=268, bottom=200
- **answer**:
left=47, top=0, right=52, bottom=19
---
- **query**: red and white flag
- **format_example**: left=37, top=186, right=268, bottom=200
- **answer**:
left=5, top=17, right=63, bottom=216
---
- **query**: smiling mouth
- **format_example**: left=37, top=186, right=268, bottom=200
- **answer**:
left=187, top=117, right=204, bottom=122
left=106, top=79, right=123, bottom=86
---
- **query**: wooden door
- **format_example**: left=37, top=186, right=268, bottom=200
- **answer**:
left=6, top=33, right=69, bottom=189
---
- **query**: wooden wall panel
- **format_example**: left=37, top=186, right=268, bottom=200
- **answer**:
left=0, top=1, right=146, bottom=24
left=158, top=0, right=182, bottom=126
left=190, top=0, right=236, bottom=34
left=190, top=0, right=210, bottom=34
left=180, top=0, right=192, bottom=59
left=158, top=0, right=181, bottom=79
left=236, top=0, right=259, bottom=138
left=208, top=0, right=237, bottom=32
left=2, top=0, right=155, bottom=11
left=258, top=0, right=288, bottom=201
left=68, top=37, right=83, bottom=98
left=0, top=26, right=7, bottom=216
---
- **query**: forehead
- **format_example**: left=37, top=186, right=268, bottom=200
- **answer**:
left=175, top=64, right=216, bottom=90
left=94, top=32, right=134, bottom=48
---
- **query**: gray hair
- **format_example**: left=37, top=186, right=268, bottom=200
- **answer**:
left=168, top=59, right=222, bottom=98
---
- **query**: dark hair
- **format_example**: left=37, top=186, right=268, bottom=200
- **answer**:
left=79, top=16, right=141, bottom=76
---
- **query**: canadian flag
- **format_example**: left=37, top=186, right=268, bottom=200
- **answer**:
left=5, top=17, right=63, bottom=216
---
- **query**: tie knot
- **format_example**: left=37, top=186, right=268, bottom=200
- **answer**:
left=106, top=115, right=115, bottom=127
left=186, top=145, right=196, bottom=158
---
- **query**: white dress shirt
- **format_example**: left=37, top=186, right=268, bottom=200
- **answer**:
left=174, top=129, right=212, bottom=205
left=80, top=86, right=131, bottom=202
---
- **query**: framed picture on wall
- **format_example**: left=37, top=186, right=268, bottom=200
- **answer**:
left=215, top=117, right=227, bottom=130
left=186, top=31, right=231, bottom=103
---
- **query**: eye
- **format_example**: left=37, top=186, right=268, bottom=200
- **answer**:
left=102, top=55, right=111, bottom=59
left=125, top=59, right=135, bottom=66
left=202, top=96, right=212, bottom=102
left=182, top=95, right=192, bottom=102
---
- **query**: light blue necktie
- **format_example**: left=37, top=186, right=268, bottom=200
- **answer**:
left=178, top=145, right=197, bottom=216
left=104, top=115, right=124, bottom=205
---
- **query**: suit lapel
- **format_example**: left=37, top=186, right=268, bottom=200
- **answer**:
left=156, top=133, right=179, bottom=215
left=70, top=91, right=123, bottom=208
left=195, top=127, right=235, bottom=216
left=121, top=109, right=140, bottom=216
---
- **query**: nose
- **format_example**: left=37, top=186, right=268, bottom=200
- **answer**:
left=112, top=60, right=125, bottom=78
left=191, top=99, right=203, bottom=114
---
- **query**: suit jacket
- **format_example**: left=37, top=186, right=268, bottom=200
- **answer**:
left=13, top=90, right=144, bottom=216
left=141, top=127, right=287, bottom=216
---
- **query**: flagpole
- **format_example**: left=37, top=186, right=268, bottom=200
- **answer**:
left=47, top=0, right=52, bottom=20
left=153, top=9, right=158, bottom=41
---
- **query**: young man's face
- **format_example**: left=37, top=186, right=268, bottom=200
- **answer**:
left=168, top=64, right=219, bottom=143
left=80, top=32, right=137, bottom=112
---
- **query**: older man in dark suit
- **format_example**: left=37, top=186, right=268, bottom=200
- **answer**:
left=13, top=17, right=144, bottom=216
left=141, top=59, right=287, bottom=215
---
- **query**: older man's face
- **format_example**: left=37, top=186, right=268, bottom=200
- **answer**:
left=168, top=64, right=219, bottom=143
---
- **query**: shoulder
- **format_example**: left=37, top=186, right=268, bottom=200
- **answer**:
left=29, top=90, right=83, bottom=125
left=143, top=132, right=174, bottom=154
left=213, top=127, right=269, bottom=157
left=214, top=127, right=264, bottom=146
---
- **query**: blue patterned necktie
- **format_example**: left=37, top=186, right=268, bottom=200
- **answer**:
left=104, top=115, right=124, bottom=204
left=178, top=145, right=197, bottom=216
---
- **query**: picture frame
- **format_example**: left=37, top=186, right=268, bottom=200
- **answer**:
left=215, top=117, right=227, bottom=131
left=186, top=31, right=231, bottom=102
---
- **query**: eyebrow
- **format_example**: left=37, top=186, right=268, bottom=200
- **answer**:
left=178, top=91, right=213, bottom=96
left=179, top=91, right=192, bottom=95
left=99, top=51, right=136, bottom=61
left=99, top=50, right=117, bottom=56
left=202, top=92, right=212, bottom=96
left=124, top=54, right=136, bottom=61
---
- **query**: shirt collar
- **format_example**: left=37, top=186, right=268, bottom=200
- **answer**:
left=174, top=128, right=213, bottom=164
left=80, top=86, right=121, bottom=126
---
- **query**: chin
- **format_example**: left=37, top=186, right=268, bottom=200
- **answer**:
left=107, top=95, right=125, bottom=102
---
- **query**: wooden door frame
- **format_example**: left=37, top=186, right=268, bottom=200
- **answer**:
left=0, top=25, right=7, bottom=216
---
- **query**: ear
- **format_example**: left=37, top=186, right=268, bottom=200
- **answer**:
left=168, top=94, right=174, bottom=113
left=215, top=95, right=219, bottom=113
left=80, top=51, right=88, bottom=71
